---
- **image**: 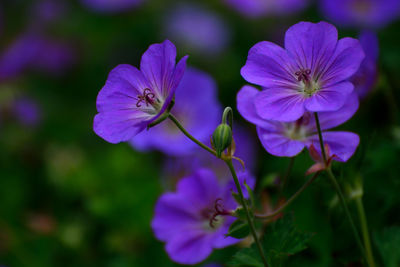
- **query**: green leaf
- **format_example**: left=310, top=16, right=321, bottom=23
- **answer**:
left=374, top=226, right=400, bottom=267
left=226, top=219, right=250, bottom=239
left=245, top=183, right=255, bottom=207
left=228, top=214, right=313, bottom=267
left=228, top=248, right=264, bottom=267
left=232, top=192, right=242, bottom=205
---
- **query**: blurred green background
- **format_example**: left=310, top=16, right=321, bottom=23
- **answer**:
left=0, top=0, right=399, bottom=266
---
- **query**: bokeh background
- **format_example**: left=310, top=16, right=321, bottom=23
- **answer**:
left=0, top=0, right=399, bottom=266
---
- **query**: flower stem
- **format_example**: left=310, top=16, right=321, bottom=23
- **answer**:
left=169, top=113, right=268, bottom=267
left=225, top=159, right=269, bottom=267
left=313, top=113, right=367, bottom=263
left=355, top=196, right=376, bottom=267
left=168, top=113, right=216, bottom=156
left=313, top=113, right=327, bottom=164
left=255, top=172, right=320, bottom=219
left=326, top=169, right=367, bottom=264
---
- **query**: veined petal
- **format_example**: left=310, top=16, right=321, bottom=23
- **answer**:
left=237, top=85, right=280, bottom=129
left=308, top=92, right=359, bottom=132
left=257, top=127, right=305, bottom=157
left=285, top=21, right=338, bottom=76
left=320, top=37, right=365, bottom=87
left=166, top=230, right=214, bottom=265
left=254, top=88, right=306, bottom=122
left=93, top=111, right=150, bottom=144
left=140, top=40, right=181, bottom=100
left=304, top=81, right=353, bottom=112
left=241, top=41, right=297, bottom=88
left=307, top=131, right=360, bottom=162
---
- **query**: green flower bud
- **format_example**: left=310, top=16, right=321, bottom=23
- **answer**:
left=212, top=124, right=232, bottom=158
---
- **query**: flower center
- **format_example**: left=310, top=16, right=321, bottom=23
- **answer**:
left=295, top=69, right=320, bottom=97
left=201, top=198, right=231, bottom=230
left=352, top=0, right=371, bottom=15
left=134, top=88, right=162, bottom=111
left=284, top=114, right=310, bottom=140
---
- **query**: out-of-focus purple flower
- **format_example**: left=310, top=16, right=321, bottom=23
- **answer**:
left=237, top=85, right=360, bottom=161
left=164, top=4, right=231, bottom=55
left=31, top=0, right=68, bottom=23
left=81, top=0, right=143, bottom=13
left=224, top=0, right=309, bottom=18
left=0, top=33, right=75, bottom=79
left=12, top=97, right=41, bottom=127
left=241, top=21, right=365, bottom=122
left=152, top=168, right=253, bottom=265
left=351, top=31, right=379, bottom=98
left=94, top=40, right=188, bottom=144
left=130, top=67, right=221, bottom=156
left=320, top=0, right=400, bottom=28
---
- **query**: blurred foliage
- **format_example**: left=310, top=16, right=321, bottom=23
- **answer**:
left=0, top=0, right=399, bottom=266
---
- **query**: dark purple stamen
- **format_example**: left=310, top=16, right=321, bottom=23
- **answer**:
left=295, top=69, right=312, bottom=83
left=209, top=198, right=231, bottom=228
left=135, top=88, right=155, bottom=108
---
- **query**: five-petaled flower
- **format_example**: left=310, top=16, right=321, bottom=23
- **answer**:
left=93, top=40, right=188, bottom=144
left=152, top=168, right=254, bottom=265
left=237, top=85, right=360, bottom=161
left=241, top=21, right=365, bottom=122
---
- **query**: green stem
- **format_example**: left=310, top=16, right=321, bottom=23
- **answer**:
left=355, top=197, right=376, bottom=267
left=226, top=160, right=269, bottom=267
left=313, top=113, right=327, bottom=164
left=169, top=113, right=268, bottom=267
left=168, top=114, right=216, bottom=156
left=255, top=172, right=320, bottom=219
left=313, top=112, right=367, bottom=263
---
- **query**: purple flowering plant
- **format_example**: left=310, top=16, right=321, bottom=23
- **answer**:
left=93, top=20, right=378, bottom=265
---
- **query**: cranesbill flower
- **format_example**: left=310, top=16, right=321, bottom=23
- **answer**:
left=81, top=0, right=143, bottom=13
left=224, top=0, right=309, bottom=18
left=237, top=85, right=360, bottom=161
left=130, top=68, right=221, bottom=156
left=351, top=31, right=379, bottom=98
left=241, top=21, right=365, bottom=122
left=164, top=4, right=231, bottom=55
left=93, top=40, right=188, bottom=144
left=152, top=168, right=253, bottom=265
left=320, top=0, right=400, bottom=29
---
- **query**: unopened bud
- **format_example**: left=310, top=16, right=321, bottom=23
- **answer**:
left=212, top=124, right=232, bottom=158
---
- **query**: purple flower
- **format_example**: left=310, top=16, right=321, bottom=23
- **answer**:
left=81, top=0, right=143, bottom=13
left=0, top=33, right=75, bottom=79
left=130, top=67, right=221, bottom=156
left=164, top=4, right=231, bottom=55
left=224, top=0, right=309, bottom=18
left=320, top=0, right=400, bottom=28
left=152, top=168, right=253, bottom=265
left=31, top=0, right=68, bottom=24
left=93, top=40, right=188, bottom=144
left=351, top=31, right=379, bottom=98
left=241, top=21, right=365, bottom=122
left=237, top=85, right=360, bottom=161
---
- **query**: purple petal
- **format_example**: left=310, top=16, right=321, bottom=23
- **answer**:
left=254, top=88, right=306, bottom=122
left=237, top=85, right=279, bottom=128
left=177, top=169, right=222, bottom=207
left=321, top=37, right=365, bottom=87
left=307, top=131, right=360, bottom=162
left=285, top=21, right=338, bottom=77
left=359, top=30, right=379, bottom=62
left=212, top=218, right=240, bottom=248
left=140, top=40, right=186, bottom=100
left=151, top=193, right=199, bottom=241
left=257, top=126, right=305, bottom=157
left=165, top=230, right=214, bottom=265
left=304, top=81, right=353, bottom=112
left=241, top=41, right=297, bottom=88
left=310, top=92, right=359, bottom=131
